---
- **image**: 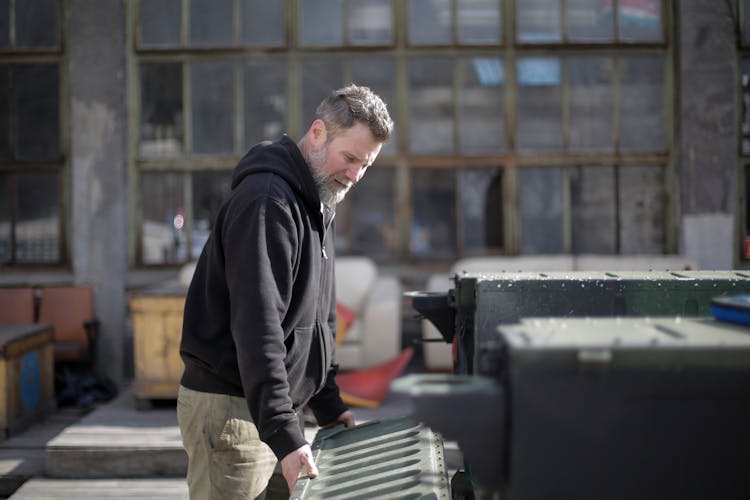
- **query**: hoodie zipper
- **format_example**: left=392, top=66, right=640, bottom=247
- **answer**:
left=316, top=203, right=335, bottom=392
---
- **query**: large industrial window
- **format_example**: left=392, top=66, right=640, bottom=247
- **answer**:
left=741, top=0, right=750, bottom=260
left=129, top=0, right=670, bottom=267
left=0, top=0, right=64, bottom=266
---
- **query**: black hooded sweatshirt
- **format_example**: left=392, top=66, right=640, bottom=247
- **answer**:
left=180, top=135, right=347, bottom=461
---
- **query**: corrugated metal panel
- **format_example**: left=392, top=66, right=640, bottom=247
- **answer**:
left=291, top=416, right=450, bottom=500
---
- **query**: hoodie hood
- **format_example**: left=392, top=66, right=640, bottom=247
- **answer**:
left=231, top=135, right=322, bottom=214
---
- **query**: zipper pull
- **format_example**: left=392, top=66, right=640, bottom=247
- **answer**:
left=322, top=245, right=328, bottom=259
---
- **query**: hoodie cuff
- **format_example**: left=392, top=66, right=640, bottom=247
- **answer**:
left=265, top=419, right=308, bottom=462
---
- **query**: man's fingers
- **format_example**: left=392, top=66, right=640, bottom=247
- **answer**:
left=301, top=451, right=319, bottom=478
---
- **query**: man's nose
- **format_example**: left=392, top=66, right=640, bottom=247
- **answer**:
left=345, top=164, right=364, bottom=182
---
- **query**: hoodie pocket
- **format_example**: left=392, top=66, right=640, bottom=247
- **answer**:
left=315, top=320, right=333, bottom=394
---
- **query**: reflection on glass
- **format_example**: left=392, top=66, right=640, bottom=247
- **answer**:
left=350, top=0, right=393, bottom=45
left=520, top=168, right=563, bottom=254
left=0, top=173, right=10, bottom=262
left=517, top=0, right=561, bottom=43
left=517, top=57, right=562, bottom=152
left=409, top=57, right=454, bottom=153
left=191, top=61, right=234, bottom=154
left=0, top=65, right=8, bottom=160
left=300, top=59, right=343, bottom=129
left=409, top=0, right=451, bottom=45
left=411, top=168, right=456, bottom=258
left=457, top=0, right=501, bottom=44
left=619, top=0, right=662, bottom=42
left=141, top=172, right=186, bottom=264
left=619, top=56, right=664, bottom=152
left=0, top=0, right=9, bottom=48
left=300, top=0, right=344, bottom=46
left=15, top=64, right=59, bottom=161
left=16, top=0, right=58, bottom=48
left=618, top=166, right=664, bottom=253
left=568, top=57, right=613, bottom=152
left=350, top=56, right=397, bottom=156
left=140, top=63, right=183, bottom=157
left=139, top=0, right=181, bottom=47
left=244, top=60, right=287, bottom=148
left=242, top=0, right=285, bottom=46
left=192, top=171, right=231, bottom=259
left=459, top=168, right=503, bottom=255
left=17, top=172, right=59, bottom=263
left=567, top=0, right=613, bottom=41
left=189, top=0, right=232, bottom=47
left=459, top=57, right=505, bottom=153
left=348, top=166, right=396, bottom=258
left=571, top=166, right=615, bottom=253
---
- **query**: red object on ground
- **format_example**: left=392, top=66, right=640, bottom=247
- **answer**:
left=336, top=347, right=415, bottom=408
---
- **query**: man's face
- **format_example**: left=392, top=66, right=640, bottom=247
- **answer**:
left=309, top=121, right=383, bottom=206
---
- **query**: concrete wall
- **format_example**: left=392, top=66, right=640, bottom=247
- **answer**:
left=676, top=0, right=739, bottom=269
left=67, top=0, right=127, bottom=383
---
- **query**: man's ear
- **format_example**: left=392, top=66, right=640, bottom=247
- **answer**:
left=310, top=119, right=328, bottom=148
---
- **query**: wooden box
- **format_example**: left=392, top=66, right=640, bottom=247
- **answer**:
left=129, top=283, right=187, bottom=404
left=0, top=324, right=55, bottom=437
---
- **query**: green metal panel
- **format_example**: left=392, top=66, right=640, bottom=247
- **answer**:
left=453, top=270, right=750, bottom=374
left=291, top=416, right=450, bottom=500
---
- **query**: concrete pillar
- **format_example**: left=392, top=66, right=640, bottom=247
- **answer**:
left=67, top=0, right=127, bottom=384
left=676, top=0, right=738, bottom=269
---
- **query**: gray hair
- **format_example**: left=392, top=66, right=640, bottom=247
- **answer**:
left=315, top=84, right=394, bottom=143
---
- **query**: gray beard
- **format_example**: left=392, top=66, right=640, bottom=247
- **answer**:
left=310, top=146, right=349, bottom=206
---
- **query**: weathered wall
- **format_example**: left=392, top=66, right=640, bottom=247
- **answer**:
left=67, top=0, right=127, bottom=383
left=677, top=0, right=738, bottom=269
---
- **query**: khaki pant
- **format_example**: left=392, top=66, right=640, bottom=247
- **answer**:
left=177, top=385, right=291, bottom=500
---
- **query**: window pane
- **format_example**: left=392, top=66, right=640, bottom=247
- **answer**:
left=0, top=173, right=10, bottom=262
left=517, top=0, right=561, bottom=43
left=409, top=0, right=451, bottom=45
left=619, top=0, right=662, bottom=42
left=348, top=166, right=396, bottom=259
left=141, top=172, right=186, bottom=264
left=350, top=0, right=393, bottom=45
left=191, top=61, right=234, bottom=154
left=300, top=59, right=344, bottom=129
left=743, top=59, right=750, bottom=155
left=350, top=56, right=397, bottom=156
left=618, top=166, right=664, bottom=253
left=745, top=0, right=750, bottom=44
left=244, top=60, right=287, bottom=149
left=571, top=166, right=615, bottom=253
left=300, top=0, right=344, bottom=46
left=192, top=171, right=231, bottom=259
left=140, top=63, right=183, bottom=158
left=0, top=65, right=8, bottom=160
left=567, top=0, right=613, bottom=42
left=619, top=56, right=664, bottom=152
left=15, top=64, right=59, bottom=161
left=17, top=172, right=59, bottom=263
left=459, top=168, right=503, bottom=255
left=189, top=0, right=232, bottom=47
left=520, top=168, right=563, bottom=254
left=568, top=57, right=613, bottom=152
left=409, top=57, right=454, bottom=154
left=517, top=57, right=562, bottom=152
left=457, top=0, right=501, bottom=44
left=16, top=0, right=58, bottom=48
left=242, top=0, right=285, bottom=46
left=459, top=57, right=505, bottom=153
left=0, top=0, right=9, bottom=48
left=412, top=168, right=456, bottom=258
left=139, top=0, right=181, bottom=47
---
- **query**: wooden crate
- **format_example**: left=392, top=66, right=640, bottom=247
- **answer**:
left=129, top=284, right=187, bottom=404
left=0, top=324, right=55, bottom=438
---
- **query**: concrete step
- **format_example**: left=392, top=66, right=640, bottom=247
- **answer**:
left=9, top=478, right=187, bottom=499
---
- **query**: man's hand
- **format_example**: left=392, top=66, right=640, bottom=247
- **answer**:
left=280, top=444, right=318, bottom=494
left=321, top=409, right=355, bottom=429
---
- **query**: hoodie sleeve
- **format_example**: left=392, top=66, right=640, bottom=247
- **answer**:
left=222, top=190, right=306, bottom=461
